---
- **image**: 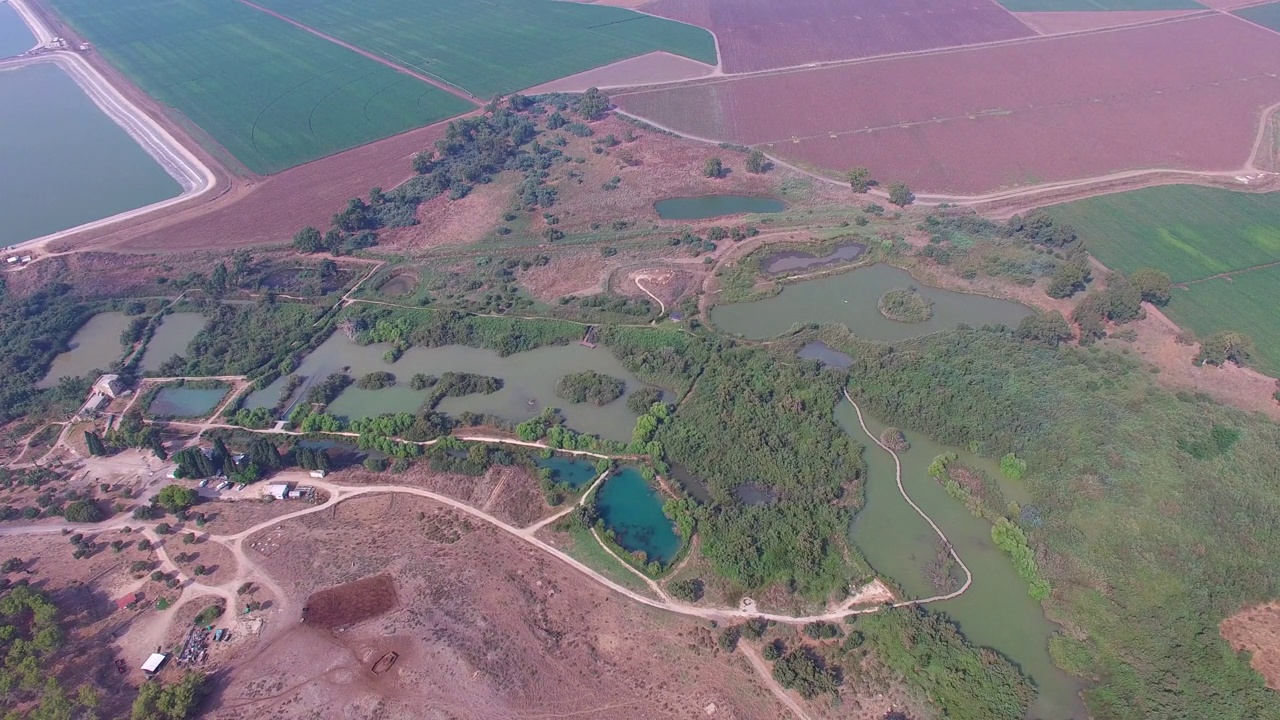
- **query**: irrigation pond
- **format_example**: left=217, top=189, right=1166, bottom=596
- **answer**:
left=535, top=455, right=598, bottom=489
left=148, top=385, right=226, bottom=418
left=712, top=263, right=1032, bottom=340
left=139, top=313, right=207, bottom=372
left=38, top=312, right=130, bottom=387
left=0, top=61, right=180, bottom=248
left=655, top=195, right=786, bottom=220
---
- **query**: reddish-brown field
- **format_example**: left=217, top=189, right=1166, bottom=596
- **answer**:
left=303, top=575, right=399, bottom=629
left=1221, top=601, right=1280, bottom=690
left=1014, top=9, right=1202, bottom=35
left=616, top=13, right=1280, bottom=195
left=642, top=0, right=1034, bottom=72
left=59, top=118, right=465, bottom=254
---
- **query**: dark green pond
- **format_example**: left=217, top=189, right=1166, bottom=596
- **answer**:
left=595, top=468, right=680, bottom=565
left=148, top=387, right=226, bottom=418
left=535, top=455, right=598, bottom=488
left=654, top=195, right=786, bottom=220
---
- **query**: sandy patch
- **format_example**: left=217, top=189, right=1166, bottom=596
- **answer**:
left=522, top=51, right=715, bottom=94
left=377, top=175, right=514, bottom=253
left=1014, top=10, right=1202, bottom=35
left=1221, top=601, right=1280, bottom=689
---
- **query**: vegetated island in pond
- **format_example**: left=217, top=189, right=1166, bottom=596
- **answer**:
left=878, top=286, right=934, bottom=323
left=556, top=370, right=625, bottom=405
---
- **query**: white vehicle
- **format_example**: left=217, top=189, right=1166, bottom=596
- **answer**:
left=198, top=479, right=209, bottom=488
left=216, top=481, right=232, bottom=491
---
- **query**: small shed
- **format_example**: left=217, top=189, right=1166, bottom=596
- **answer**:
left=264, top=484, right=290, bottom=500
left=115, top=592, right=141, bottom=611
left=141, top=653, right=167, bottom=674
left=83, top=394, right=109, bottom=413
left=308, top=470, right=326, bottom=479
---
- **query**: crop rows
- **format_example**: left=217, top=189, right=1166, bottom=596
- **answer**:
left=250, top=0, right=717, bottom=99
left=44, top=0, right=473, bottom=174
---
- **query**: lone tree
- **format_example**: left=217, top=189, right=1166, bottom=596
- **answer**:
left=85, top=431, right=107, bottom=457
left=745, top=149, right=769, bottom=174
left=887, top=181, right=914, bottom=207
left=847, top=167, right=870, bottom=193
left=703, top=157, right=724, bottom=179
left=292, top=226, right=322, bottom=253
left=155, top=485, right=197, bottom=514
left=1129, top=267, right=1172, bottom=305
left=577, top=87, right=609, bottom=121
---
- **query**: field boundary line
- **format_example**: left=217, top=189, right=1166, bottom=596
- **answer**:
left=233, top=0, right=482, bottom=106
left=1181, top=257, right=1280, bottom=285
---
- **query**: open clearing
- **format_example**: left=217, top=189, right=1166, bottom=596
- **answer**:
left=615, top=13, right=1280, bottom=196
left=1047, top=184, right=1280, bottom=374
left=248, top=0, right=717, bottom=99
left=643, top=0, right=1035, bottom=72
left=1222, top=601, right=1280, bottom=690
left=42, top=0, right=474, bottom=174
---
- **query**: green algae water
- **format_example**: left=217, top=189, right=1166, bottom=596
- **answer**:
left=712, top=263, right=1032, bottom=340
left=243, top=333, right=661, bottom=442
left=0, top=62, right=180, bottom=247
left=836, top=402, right=1085, bottom=719
left=38, top=312, right=131, bottom=387
left=148, top=386, right=226, bottom=418
left=654, top=195, right=786, bottom=220
left=595, top=468, right=680, bottom=565
left=139, top=313, right=207, bottom=372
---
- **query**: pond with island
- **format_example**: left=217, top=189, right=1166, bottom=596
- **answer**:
left=654, top=195, right=786, bottom=220
left=712, top=263, right=1032, bottom=340
left=243, top=333, right=665, bottom=442
left=595, top=467, right=680, bottom=565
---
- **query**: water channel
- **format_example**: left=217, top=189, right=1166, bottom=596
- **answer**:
left=38, top=311, right=130, bottom=387
left=0, top=1, right=34, bottom=58
left=654, top=195, right=786, bottom=220
left=0, top=59, right=180, bottom=248
left=139, top=312, right=207, bottom=372
left=243, top=333, right=660, bottom=442
left=595, top=467, right=680, bottom=565
left=712, top=263, right=1032, bottom=340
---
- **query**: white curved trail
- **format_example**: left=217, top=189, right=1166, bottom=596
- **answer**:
left=844, top=388, right=973, bottom=602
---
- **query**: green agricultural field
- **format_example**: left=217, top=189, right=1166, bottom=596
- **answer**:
left=1047, top=185, right=1280, bottom=373
left=251, top=0, right=718, bottom=99
left=995, top=0, right=1202, bottom=10
left=1234, top=1, right=1280, bottom=31
left=44, top=0, right=473, bottom=174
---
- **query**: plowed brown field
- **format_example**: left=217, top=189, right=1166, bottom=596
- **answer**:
left=642, top=0, right=1035, bottom=72
left=615, top=13, right=1280, bottom=195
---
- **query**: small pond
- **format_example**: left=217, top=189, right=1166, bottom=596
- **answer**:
left=732, top=483, right=775, bottom=506
left=535, top=455, right=598, bottom=489
left=655, top=195, right=786, bottom=220
left=668, top=464, right=712, bottom=503
left=139, top=313, right=207, bottom=372
left=712, top=263, right=1032, bottom=341
left=595, top=468, right=680, bottom=565
left=38, top=312, right=131, bottom=387
left=761, top=241, right=866, bottom=275
left=243, top=334, right=662, bottom=442
left=797, top=340, right=854, bottom=369
left=148, top=386, right=226, bottom=418
left=377, top=273, right=418, bottom=297
left=835, top=403, right=1080, bottom=719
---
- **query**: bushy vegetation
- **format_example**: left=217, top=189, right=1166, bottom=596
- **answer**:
left=918, top=210, right=1079, bottom=289
left=356, top=371, right=395, bottom=390
left=771, top=647, right=840, bottom=699
left=131, top=671, right=206, bottom=720
left=159, top=301, right=324, bottom=379
left=877, top=287, right=932, bottom=323
left=0, top=281, right=94, bottom=422
left=857, top=606, right=1035, bottom=720
left=347, top=306, right=582, bottom=357
left=844, top=325, right=1280, bottom=719
left=626, top=387, right=664, bottom=415
left=555, top=371, right=625, bottom=405
left=656, top=345, right=865, bottom=597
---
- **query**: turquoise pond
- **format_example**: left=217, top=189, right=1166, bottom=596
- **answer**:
left=147, top=387, right=226, bottom=418
left=535, top=455, right=598, bottom=488
left=595, top=467, right=680, bottom=565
